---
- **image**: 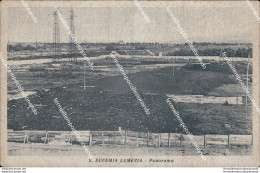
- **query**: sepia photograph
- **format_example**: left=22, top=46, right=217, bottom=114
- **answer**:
left=0, top=0, right=259, bottom=167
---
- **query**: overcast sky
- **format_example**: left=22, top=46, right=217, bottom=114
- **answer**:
left=8, top=5, right=256, bottom=43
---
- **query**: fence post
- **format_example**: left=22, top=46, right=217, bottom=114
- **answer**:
left=89, top=133, right=92, bottom=146
left=180, top=134, right=183, bottom=147
left=158, top=133, right=161, bottom=147
left=68, top=131, right=71, bottom=145
left=147, top=132, right=149, bottom=147
left=168, top=133, right=170, bottom=147
left=27, top=132, right=29, bottom=143
left=101, top=132, right=104, bottom=147
left=23, top=132, right=27, bottom=144
left=136, top=132, right=138, bottom=147
left=44, top=132, right=49, bottom=144
left=124, top=131, right=127, bottom=145
left=228, top=134, right=230, bottom=147
left=114, top=131, right=116, bottom=145
left=204, top=135, right=206, bottom=148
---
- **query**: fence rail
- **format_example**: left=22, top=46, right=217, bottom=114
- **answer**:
left=7, top=129, right=253, bottom=148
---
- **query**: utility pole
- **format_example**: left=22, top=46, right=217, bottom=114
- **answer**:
left=69, top=7, right=76, bottom=62
left=232, top=51, right=234, bottom=62
left=36, top=39, right=38, bottom=51
left=218, top=49, right=222, bottom=69
left=246, top=55, right=250, bottom=106
left=172, top=59, right=175, bottom=77
left=83, top=61, right=86, bottom=96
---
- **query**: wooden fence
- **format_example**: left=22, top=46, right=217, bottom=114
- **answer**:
left=7, top=129, right=253, bottom=148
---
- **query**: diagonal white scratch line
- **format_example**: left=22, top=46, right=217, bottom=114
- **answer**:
left=246, top=0, right=260, bottom=22
left=21, top=0, right=38, bottom=24
left=223, top=52, right=260, bottom=114
left=54, top=7, right=94, bottom=69
left=166, top=6, right=206, bottom=69
left=133, top=0, right=151, bottom=23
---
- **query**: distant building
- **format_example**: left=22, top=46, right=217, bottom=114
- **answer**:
left=159, top=52, right=163, bottom=57
left=118, top=40, right=124, bottom=44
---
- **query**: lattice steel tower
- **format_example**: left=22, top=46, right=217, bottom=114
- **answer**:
left=69, top=7, right=77, bottom=61
left=53, top=9, right=61, bottom=62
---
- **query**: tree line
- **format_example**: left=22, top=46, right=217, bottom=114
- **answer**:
left=167, top=48, right=252, bottom=58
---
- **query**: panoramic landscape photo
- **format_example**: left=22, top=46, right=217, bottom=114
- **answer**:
left=6, top=6, right=254, bottom=156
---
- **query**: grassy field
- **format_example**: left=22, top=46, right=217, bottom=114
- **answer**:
left=7, top=57, right=252, bottom=135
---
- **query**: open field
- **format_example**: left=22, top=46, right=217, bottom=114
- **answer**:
left=7, top=57, right=252, bottom=135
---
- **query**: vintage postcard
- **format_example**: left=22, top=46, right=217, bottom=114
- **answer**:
left=0, top=0, right=259, bottom=167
